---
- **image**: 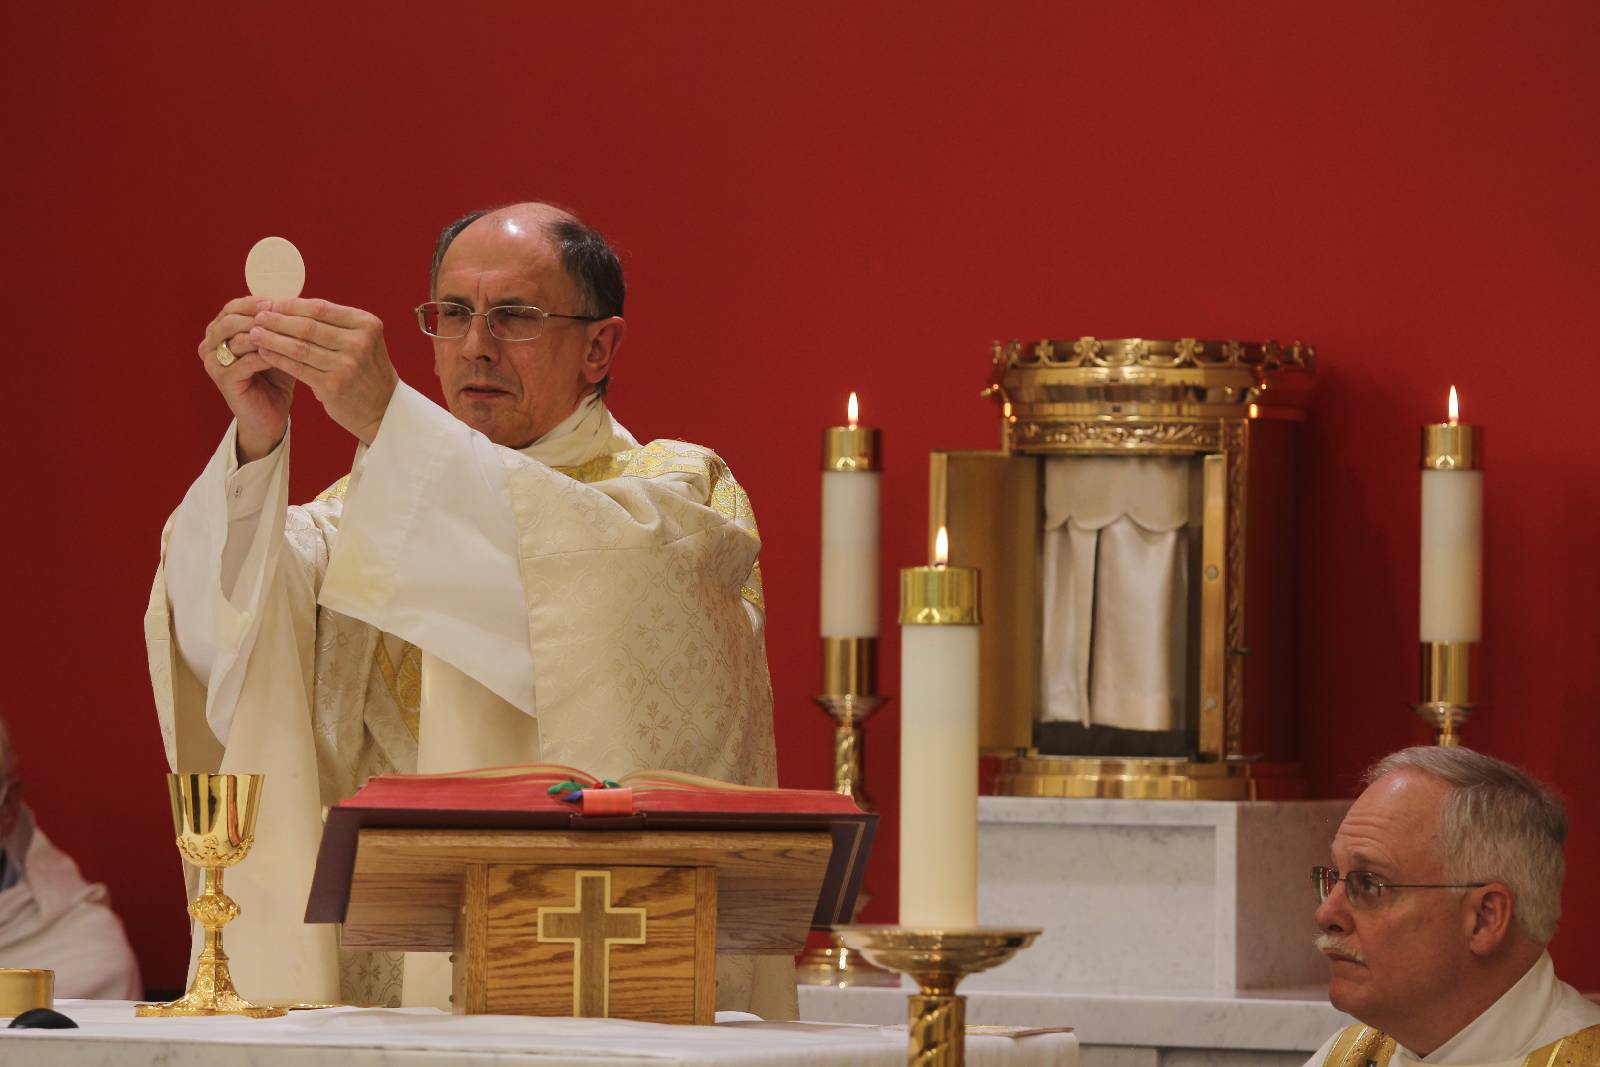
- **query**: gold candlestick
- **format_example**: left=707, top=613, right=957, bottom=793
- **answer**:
left=136, top=773, right=285, bottom=1018
left=836, top=926, right=1040, bottom=1067
left=796, top=636, right=897, bottom=987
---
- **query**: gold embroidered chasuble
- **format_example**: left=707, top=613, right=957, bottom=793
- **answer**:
left=146, top=387, right=782, bottom=1014
left=1323, top=1024, right=1600, bottom=1067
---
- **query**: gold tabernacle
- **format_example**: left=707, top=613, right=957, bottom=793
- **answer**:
left=136, top=773, right=286, bottom=1018
left=937, top=337, right=1317, bottom=799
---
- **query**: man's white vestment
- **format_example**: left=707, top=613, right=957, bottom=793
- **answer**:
left=0, top=807, right=142, bottom=999
left=145, top=384, right=788, bottom=1015
left=1303, top=951, right=1600, bottom=1066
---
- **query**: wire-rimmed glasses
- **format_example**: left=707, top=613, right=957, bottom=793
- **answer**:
left=415, top=301, right=601, bottom=342
left=1311, top=865, right=1487, bottom=909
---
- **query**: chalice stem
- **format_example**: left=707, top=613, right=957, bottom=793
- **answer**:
left=198, top=867, right=232, bottom=958
left=909, top=992, right=966, bottom=1067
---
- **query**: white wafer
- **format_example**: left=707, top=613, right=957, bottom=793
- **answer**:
left=244, top=236, right=306, bottom=299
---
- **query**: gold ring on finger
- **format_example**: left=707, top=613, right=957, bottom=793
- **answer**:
left=216, top=340, right=237, bottom=367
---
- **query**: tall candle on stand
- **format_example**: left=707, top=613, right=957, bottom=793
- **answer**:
left=1420, top=386, right=1482, bottom=642
left=1418, top=386, right=1483, bottom=742
left=821, top=393, right=881, bottom=641
left=899, top=527, right=981, bottom=927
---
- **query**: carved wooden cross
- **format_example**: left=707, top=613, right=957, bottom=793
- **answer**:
left=536, top=870, right=647, bottom=1017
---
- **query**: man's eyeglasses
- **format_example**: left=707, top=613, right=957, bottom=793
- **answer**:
left=1311, top=866, right=1487, bottom=909
left=415, top=302, right=601, bottom=342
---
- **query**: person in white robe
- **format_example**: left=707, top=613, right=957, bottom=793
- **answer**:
left=1305, top=746, right=1600, bottom=1066
left=145, top=203, right=790, bottom=1015
left=0, top=720, right=141, bottom=999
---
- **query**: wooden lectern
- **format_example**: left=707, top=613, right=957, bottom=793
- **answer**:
left=305, top=769, right=875, bottom=1025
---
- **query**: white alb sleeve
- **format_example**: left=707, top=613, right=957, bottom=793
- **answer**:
left=164, top=421, right=292, bottom=743
left=317, top=382, right=535, bottom=714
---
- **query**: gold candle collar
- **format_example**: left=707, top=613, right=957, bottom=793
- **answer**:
left=0, top=969, right=53, bottom=1017
left=1421, top=423, right=1481, bottom=470
left=900, top=565, right=980, bottom=626
left=823, top=426, right=881, bottom=472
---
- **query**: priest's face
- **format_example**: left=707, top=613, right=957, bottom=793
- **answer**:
left=431, top=208, right=620, bottom=449
left=1314, top=771, right=1475, bottom=1039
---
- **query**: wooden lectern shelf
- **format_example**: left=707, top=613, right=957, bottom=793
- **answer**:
left=304, top=768, right=876, bottom=1024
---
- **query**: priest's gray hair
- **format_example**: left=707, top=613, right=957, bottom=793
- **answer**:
left=1366, top=746, right=1566, bottom=944
left=427, top=203, right=625, bottom=396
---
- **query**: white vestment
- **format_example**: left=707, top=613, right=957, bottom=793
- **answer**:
left=145, top=383, right=789, bottom=1015
left=1303, top=952, right=1600, bottom=1066
left=1039, top=455, right=1199, bottom=731
left=0, top=807, right=141, bottom=999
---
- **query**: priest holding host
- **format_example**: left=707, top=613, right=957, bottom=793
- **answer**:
left=144, top=202, right=792, bottom=1015
left=1306, top=746, right=1600, bottom=1066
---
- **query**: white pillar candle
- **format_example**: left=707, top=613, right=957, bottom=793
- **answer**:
left=1419, top=387, right=1483, bottom=643
left=899, top=529, right=981, bottom=928
left=821, top=393, right=881, bottom=637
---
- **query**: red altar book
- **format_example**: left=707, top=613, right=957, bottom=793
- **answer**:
left=304, top=765, right=877, bottom=931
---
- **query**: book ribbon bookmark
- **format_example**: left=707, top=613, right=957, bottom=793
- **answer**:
left=549, top=779, right=636, bottom=816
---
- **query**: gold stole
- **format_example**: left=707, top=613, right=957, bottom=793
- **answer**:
left=1323, top=1024, right=1600, bottom=1067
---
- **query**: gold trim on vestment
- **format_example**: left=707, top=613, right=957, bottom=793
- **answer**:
left=1526, top=1023, right=1600, bottom=1067
left=374, top=640, right=422, bottom=740
left=317, top=475, right=351, bottom=502
left=1324, top=1026, right=1395, bottom=1067
left=1322, top=1023, right=1600, bottom=1067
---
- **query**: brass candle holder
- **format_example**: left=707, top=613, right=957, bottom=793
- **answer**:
left=819, top=637, right=883, bottom=805
left=1416, top=417, right=1482, bottom=748
left=137, top=773, right=285, bottom=1018
left=836, top=926, right=1040, bottom=1067
left=796, top=635, right=898, bottom=987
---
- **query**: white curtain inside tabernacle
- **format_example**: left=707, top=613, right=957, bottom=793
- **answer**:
left=1038, top=455, right=1199, bottom=732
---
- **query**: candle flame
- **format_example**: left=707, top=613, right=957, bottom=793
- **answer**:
left=1247, top=403, right=1260, bottom=419
left=934, top=526, right=949, bottom=567
left=1003, top=400, right=1013, bottom=421
left=847, top=392, right=859, bottom=428
left=1447, top=385, right=1459, bottom=425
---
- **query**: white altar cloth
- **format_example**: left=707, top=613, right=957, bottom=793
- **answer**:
left=0, top=1000, right=1078, bottom=1066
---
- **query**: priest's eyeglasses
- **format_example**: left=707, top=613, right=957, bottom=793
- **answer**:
left=1311, top=866, right=1487, bottom=909
left=415, top=301, right=602, bottom=342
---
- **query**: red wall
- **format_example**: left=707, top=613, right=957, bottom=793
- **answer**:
left=4, top=2, right=1597, bottom=993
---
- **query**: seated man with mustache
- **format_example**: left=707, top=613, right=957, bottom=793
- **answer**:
left=1307, top=746, right=1599, bottom=1066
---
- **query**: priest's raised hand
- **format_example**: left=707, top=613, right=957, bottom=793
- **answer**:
left=248, top=298, right=400, bottom=451
left=198, top=296, right=296, bottom=464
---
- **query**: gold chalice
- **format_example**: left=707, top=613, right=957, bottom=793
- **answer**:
left=136, top=773, right=285, bottom=1018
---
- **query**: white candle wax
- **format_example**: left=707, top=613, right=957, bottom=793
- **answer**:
left=821, top=470, right=880, bottom=637
left=899, top=622, right=979, bottom=928
left=1420, top=468, right=1483, bottom=643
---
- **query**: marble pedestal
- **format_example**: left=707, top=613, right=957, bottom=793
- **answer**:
left=969, top=797, right=1350, bottom=997
left=801, top=797, right=1355, bottom=1066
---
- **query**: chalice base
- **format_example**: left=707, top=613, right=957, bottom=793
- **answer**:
left=135, top=958, right=286, bottom=1019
